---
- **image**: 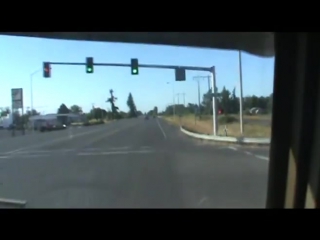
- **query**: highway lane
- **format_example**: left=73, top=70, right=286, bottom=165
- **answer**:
left=0, top=118, right=269, bottom=208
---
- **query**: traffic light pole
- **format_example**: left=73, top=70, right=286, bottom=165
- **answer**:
left=49, top=61, right=210, bottom=72
left=48, top=61, right=218, bottom=135
left=30, top=68, right=42, bottom=133
left=211, top=66, right=218, bottom=136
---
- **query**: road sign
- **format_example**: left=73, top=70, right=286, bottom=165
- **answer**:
left=11, top=88, right=23, bottom=109
left=175, top=68, right=186, bottom=81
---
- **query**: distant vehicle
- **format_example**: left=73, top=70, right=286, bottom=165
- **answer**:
left=35, top=119, right=66, bottom=132
left=145, top=115, right=149, bottom=120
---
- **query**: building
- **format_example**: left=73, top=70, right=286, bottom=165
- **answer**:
left=29, top=113, right=86, bottom=129
left=0, top=113, right=13, bottom=129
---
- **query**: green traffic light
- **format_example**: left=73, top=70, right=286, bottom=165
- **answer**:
left=132, top=69, right=138, bottom=74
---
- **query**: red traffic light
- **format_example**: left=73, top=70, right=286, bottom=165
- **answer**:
left=43, top=62, right=51, bottom=78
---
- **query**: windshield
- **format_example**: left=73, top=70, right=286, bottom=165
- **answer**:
left=0, top=35, right=274, bottom=208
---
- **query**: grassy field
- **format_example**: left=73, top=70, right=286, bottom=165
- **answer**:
left=163, top=114, right=271, bottom=138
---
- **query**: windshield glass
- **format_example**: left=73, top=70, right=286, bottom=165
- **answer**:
left=0, top=35, right=274, bottom=208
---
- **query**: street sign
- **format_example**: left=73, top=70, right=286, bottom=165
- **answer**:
left=175, top=68, right=186, bottom=81
left=11, top=88, right=23, bottom=109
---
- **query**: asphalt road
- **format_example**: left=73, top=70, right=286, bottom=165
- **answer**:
left=0, top=118, right=269, bottom=208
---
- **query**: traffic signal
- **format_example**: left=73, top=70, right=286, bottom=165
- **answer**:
left=131, top=58, right=139, bottom=75
left=175, top=67, right=186, bottom=81
left=86, top=57, right=94, bottom=73
left=43, top=62, right=51, bottom=78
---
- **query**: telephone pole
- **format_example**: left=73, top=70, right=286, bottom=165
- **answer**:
left=193, top=76, right=211, bottom=117
left=239, top=50, right=244, bottom=135
left=176, top=93, right=186, bottom=106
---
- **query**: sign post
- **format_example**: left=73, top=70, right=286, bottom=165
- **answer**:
left=11, top=88, right=24, bottom=136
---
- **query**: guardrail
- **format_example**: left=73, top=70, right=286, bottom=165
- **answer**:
left=180, top=126, right=270, bottom=145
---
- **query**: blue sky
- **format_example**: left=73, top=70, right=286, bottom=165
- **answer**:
left=0, top=35, right=274, bottom=114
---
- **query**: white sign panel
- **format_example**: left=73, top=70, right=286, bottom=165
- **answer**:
left=11, top=88, right=23, bottom=109
left=12, top=101, right=23, bottom=109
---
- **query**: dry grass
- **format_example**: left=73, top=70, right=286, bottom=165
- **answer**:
left=164, top=114, right=271, bottom=138
left=70, top=119, right=110, bottom=126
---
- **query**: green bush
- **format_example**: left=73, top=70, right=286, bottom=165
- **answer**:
left=218, top=115, right=238, bottom=124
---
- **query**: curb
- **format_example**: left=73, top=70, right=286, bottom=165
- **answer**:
left=180, top=126, right=270, bottom=145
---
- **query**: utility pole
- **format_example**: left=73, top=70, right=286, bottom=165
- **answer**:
left=167, top=82, right=175, bottom=119
left=193, top=76, right=210, bottom=118
left=182, top=93, right=186, bottom=106
left=193, top=78, right=201, bottom=116
left=239, top=50, right=244, bottom=135
left=176, top=93, right=180, bottom=105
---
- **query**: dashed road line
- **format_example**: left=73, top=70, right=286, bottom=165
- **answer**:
left=77, top=150, right=154, bottom=156
left=156, top=119, right=167, bottom=139
left=255, top=155, right=269, bottom=161
left=228, top=146, right=238, bottom=151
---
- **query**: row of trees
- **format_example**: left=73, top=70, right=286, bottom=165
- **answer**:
left=56, top=90, right=143, bottom=123
left=162, top=86, right=273, bottom=116
left=1, top=90, right=146, bottom=126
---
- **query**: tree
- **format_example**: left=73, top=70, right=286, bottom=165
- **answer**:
left=229, top=87, right=239, bottom=114
left=90, top=107, right=107, bottom=120
left=0, top=107, right=10, bottom=117
left=127, top=93, right=137, bottom=118
left=57, top=103, right=70, bottom=124
left=267, top=93, right=273, bottom=112
left=153, top=106, right=158, bottom=116
left=106, top=89, right=119, bottom=119
left=70, top=105, right=82, bottom=114
left=26, top=109, right=39, bottom=116
left=219, top=86, right=232, bottom=114
left=202, top=85, right=273, bottom=115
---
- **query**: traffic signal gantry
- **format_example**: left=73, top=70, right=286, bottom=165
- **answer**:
left=41, top=58, right=219, bottom=135
left=42, top=57, right=200, bottom=80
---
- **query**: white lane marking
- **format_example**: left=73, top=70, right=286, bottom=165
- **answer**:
left=6, top=148, right=26, bottom=154
left=255, top=155, right=269, bottom=161
left=244, top=151, right=253, bottom=155
left=0, top=156, right=9, bottom=159
left=77, top=150, right=154, bottom=156
left=4, top=127, right=121, bottom=155
left=83, top=148, right=101, bottom=151
left=107, top=146, right=130, bottom=150
left=21, top=154, right=50, bottom=158
left=197, top=197, right=208, bottom=206
left=228, top=146, right=238, bottom=151
left=140, top=146, right=152, bottom=149
left=0, top=198, right=27, bottom=206
left=8, top=149, right=75, bottom=155
left=12, top=150, right=53, bottom=154
left=156, top=119, right=167, bottom=139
